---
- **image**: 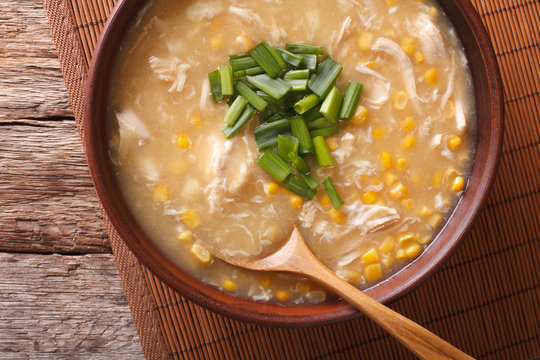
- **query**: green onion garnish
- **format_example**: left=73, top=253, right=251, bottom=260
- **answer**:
left=297, top=54, right=317, bottom=70
left=309, top=124, right=339, bottom=138
left=283, top=174, right=316, bottom=200
left=254, top=119, right=291, bottom=150
left=219, top=65, right=234, bottom=96
left=339, top=82, right=364, bottom=119
left=277, top=135, right=299, bottom=161
left=286, top=79, right=308, bottom=92
left=322, top=177, right=344, bottom=209
left=312, top=135, right=334, bottom=166
left=263, top=43, right=287, bottom=70
left=285, top=44, right=324, bottom=55
left=284, top=69, right=310, bottom=80
left=208, top=70, right=223, bottom=103
left=277, top=48, right=305, bottom=68
left=221, top=104, right=256, bottom=139
left=257, top=150, right=291, bottom=182
left=234, top=81, right=268, bottom=111
left=302, top=104, right=323, bottom=123
left=229, top=56, right=258, bottom=71
left=308, top=56, right=343, bottom=98
left=290, top=116, right=313, bottom=155
left=256, top=91, right=285, bottom=106
left=288, top=152, right=310, bottom=174
left=246, top=74, right=292, bottom=99
left=294, top=94, right=320, bottom=114
left=250, top=43, right=283, bottom=78
left=300, top=173, right=319, bottom=191
left=320, top=86, right=343, bottom=122
left=223, top=96, right=248, bottom=126
left=245, top=66, right=265, bottom=76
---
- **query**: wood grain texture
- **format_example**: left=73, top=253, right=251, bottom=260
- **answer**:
left=0, top=253, right=143, bottom=359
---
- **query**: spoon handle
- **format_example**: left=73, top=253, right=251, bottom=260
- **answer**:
left=302, top=258, right=474, bottom=360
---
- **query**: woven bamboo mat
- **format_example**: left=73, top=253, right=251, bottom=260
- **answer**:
left=44, top=0, right=539, bottom=358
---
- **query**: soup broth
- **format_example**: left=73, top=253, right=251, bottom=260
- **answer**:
left=108, top=0, right=475, bottom=304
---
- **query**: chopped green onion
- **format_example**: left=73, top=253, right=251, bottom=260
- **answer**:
left=300, top=173, right=319, bottom=190
left=256, top=91, right=285, bottom=106
left=308, top=56, right=343, bottom=98
left=263, top=43, right=287, bottom=70
left=254, top=119, right=291, bottom=150
left=250, top=43, right=283, bottom=78
left=223, top=96, right=248, bottom=126
left=294, top=94, right=320, bottom=114
left=277, top=135, right=299, bottom=161
left=283, top=175, right=316, bottom=200
left=307, top=117, right=335, bottom=130
left=297, top=54, right=317, bottom=70
left=277, top=48, right=305, bottom=68
left=320, top=86, right=343, bottom=122
left=221, top=104, right=256, bottom=139
left=323, top=177, right=344, bottom=209
left=229, top=56, right=258, bottom=71
left=312, top=135, right=334, bottom=166
left=286, top=79, right=308, bottom=92
left=219, top=65, right=234, bottom=96
left=309, top=124, right=339, bottom=138
left=257, top=150, right=291, bottom=182
left=339, top=82, right=364, bottom=119
left=245, top=66, right=265, bottom=76
left=226, top=94, right=237, bottom=106
left=287, top=152, right=310, bottom=174
left=290, top=116, right=313, bottom=155
left=208, top=70, right=223, bottom=103
left=233, top=70, right=246, bottom=79
left=246, top=74, right=291, bottom=99
left=302, top=104, right=323, bottom=123
left=234, top=81, right=268, bottom=111
left=285, top=44, right=324, bottom=55
left=284, top=69, right=310, bottom=80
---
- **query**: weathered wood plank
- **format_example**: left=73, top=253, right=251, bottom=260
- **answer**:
left=0, top=0, right=73, bottom=121
left=0, top=253, right=144, bottom=359
left=0, top=121, right=109, bottom=253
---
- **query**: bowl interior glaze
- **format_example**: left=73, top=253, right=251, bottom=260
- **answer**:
left=84, top=0, right=503, bottom=326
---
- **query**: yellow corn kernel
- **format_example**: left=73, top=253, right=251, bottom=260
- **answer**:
left=420, top=206, right=433, bottom=217
left=384, top=172, right=398, bottom=186
left=393, top=91, right=409, bottom=110
left=401, top=116, right=416, bottom=131
left=361, top=60, right=377, bottom=69
left=182, top=209, right=200, bottom=229
left=351, top=105, right=370, bottom=126
left=358, top=32, right=374, bottom=51
left=402, top=199, right=414, bottom=210
left=190, top=114, right=201, bottom=127
left=447, top=136, right=462, bottom=150
left=402, top=134, right=415, bottom=150
left=190, top=243, right=211, bottom=264
left=398, top=232, right=416, bottom=246
left=401, top=36, right=416, bottom=55
left=337, top=269, right=362, bottom=283
left=153, top=184, right=170, bottom=202
left=364, top=264, right=383, bottom=282
left=451, top=176, right=465, bottom=192
left=386, top=0, right=396, bottom=6
left=210, top=36, right=223, bottom=49
left=320, top=194, right=332, bottom=207
left=396, top=248, right=406, bottom=260
left=177, top=230, right=193, bottom=242
left=432, top=172, right=443, bottom=186
left=443, top=168, right=460, bottom=184
left=445, top=100, right=455, bottom=119
left=405, top=243, right=422, bottom=259
left=222, top=279, right=237, bottom=291
left=235, top=33, right=254, bottom=52
left=297, top=281, right=311, bottom=293
left=264, top=181, right=279, bottom=195
left=326, top=136, right=338, bottom=151
left=328, top=208, right=347, bottom=224
left=290, top=195, right=303, bottom=209
left=429, top=6, right=439, bottom=17
left=424, top=68, right=439, bottom=85
left=261, top=275, right=272, bottom=289
left=418, top=235, right=432, bottom=245
left=372, top=128, right=386, bottom=140
left=380, top=236, right=395, bottom=254
left=362, top=249, right=379, bottom=264
left=383, top=256, right=395, bottom=268
left=361, top=191, right=379, bottom=205
left=396, top=157, right=407, bottom=170
left=379, top=151, right=393, bottom=170
left=414, top=51, right=424, bottom=64
left=176, top=133, right=191, bottom=149
left=170, top=159, right=187, bottom=175
left=389, top=183, right=409, bottom=200
left=429, top=213, right=443, bottom=228
left=276, top=290, right=291, bottom=302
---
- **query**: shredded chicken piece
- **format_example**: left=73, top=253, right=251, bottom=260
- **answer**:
left=332, top=132, right=355, bottom=164
left=148, top=56, right=191, bottom=93
left=440, top=53, right=456, bottom=109
left=431, top=134, right=443, bottom=149
left=455, top=99, right=467, bottom=132
left=407, top=13, right=446, bottom=63
left=199, top=78, right=212, bottom=111
left=354, top=64, right=391, bottom=107
left=115, top=109, right=150, bottom=161
left=229, top=6, right=264, bottom=27
left=187, top=0, right=224, bottom=21
left=345, top=202, right=400, bottom=234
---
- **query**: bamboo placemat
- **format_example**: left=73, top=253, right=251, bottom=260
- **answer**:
left=44, top=0, right=540, bottom=358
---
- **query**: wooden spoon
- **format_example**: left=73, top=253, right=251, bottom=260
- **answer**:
left=213, top=226, right=474, bottom=360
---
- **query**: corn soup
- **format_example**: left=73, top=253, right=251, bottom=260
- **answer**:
left=107, top=0, right=475, bottom=304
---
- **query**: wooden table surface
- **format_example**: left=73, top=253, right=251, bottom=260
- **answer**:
left=1, top=1, right=144, bottom=358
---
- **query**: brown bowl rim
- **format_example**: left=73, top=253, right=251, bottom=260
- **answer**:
left=84, top=0, right=504, bottom=326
